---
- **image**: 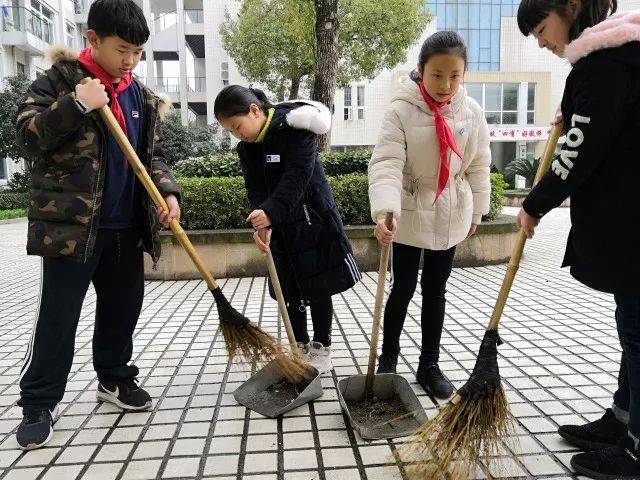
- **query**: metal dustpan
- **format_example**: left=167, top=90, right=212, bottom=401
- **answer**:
left=337, top=373, right=427, bottom=439
left=234, top=361, right=322, bottom=418
left=338, top=214, right=426, bottom=439
left=234, top=232, right=324, bottom=417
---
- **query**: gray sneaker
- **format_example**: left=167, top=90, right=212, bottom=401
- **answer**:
left=307, top=341, right=333, bottom=373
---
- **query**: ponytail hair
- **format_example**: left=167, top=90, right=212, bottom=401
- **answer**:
left=517, top=0, right=617, bottom=40
left=214, top=85, right=275, bottom=120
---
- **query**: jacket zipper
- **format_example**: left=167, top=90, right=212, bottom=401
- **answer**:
left=84, top=122, right=105, bottom=263
left=303, top=204, right=312, bottom=225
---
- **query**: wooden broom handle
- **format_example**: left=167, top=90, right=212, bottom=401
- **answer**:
left=259, top=230, right=300, bottom=355
left=82, top=78, right=219, bottom=291
left=486, top=121, right=564, bottom=331
left=365, top=212, right=395, bottom=396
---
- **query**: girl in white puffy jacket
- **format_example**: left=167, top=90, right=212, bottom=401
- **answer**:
left=368, top=30, right=491, bottom=398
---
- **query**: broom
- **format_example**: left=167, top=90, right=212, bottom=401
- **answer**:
left=399, top=122, right=565, bottom=479
left=84, top=78, right=284, bottom=365
left=258, top=229, right=314, bottom=383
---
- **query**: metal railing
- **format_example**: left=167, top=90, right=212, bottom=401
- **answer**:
left=155, top=77, right=181, bottom=94
left=188, top=77, right=206, bottom=92
left=74, top=0, right=91, bottom=14
left=1, top=7, right=54, bottom=44
left=153, top=11, right=177, bottom=33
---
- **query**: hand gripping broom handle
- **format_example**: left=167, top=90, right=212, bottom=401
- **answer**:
left=365, top=212, right=395, bottom=397
left=258, top=230, right=301, bottom=356
left=487, top=122, right=564, bottom=331
left=82, top=78, right=219, bottom=291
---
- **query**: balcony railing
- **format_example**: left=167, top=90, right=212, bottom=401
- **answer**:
left=156, top=77, right=181, bottom=94
left=188, top=77, right=205, bottom=92
left=1, top=7, right=54, bottom=44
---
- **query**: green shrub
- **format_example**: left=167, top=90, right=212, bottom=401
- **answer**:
left=319, top=150, right=371, bottom=176
left=177, top=172, right=507, bottom=229
left=484, top=173, right=507, bottom=221
left=0, top=208, right=27, bottom=220
left=178, top=174, right=371, bottom=230
left=173, top=153, right=243, bottom=178
left=178, top=177, right=248, bottom=230
left=173, top=150, right=373, bottom=179
left=328, top=174, right=371, bottom=226
left=0, top=192, right=29, bottom=210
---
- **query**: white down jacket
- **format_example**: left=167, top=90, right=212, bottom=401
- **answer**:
left=368, top=75, right=491, bottom=250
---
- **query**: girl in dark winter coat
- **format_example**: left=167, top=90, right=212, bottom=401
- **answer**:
left=214, top=85, right=362, bottom=373
left=517, top=1, right=640, bottom=478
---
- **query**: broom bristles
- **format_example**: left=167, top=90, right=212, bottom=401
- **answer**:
left=220, top=322, right=314, bottom=383
left=398, top=386, right=515, bottom=480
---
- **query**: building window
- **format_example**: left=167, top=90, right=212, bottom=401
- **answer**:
left=66, top=22, right=75, bottom=49
left=425, top=0, right=520, bottom=71
left=356, top=86, right=364, bottom=120
left=0, top=158, right=6, bottom=181
left=16, top=62, right=26, bottom=75
left=465, top=82, right=519, bottom=125
left=343, top=86, right=352, bottom=121
left=527, top=83, right=536, bottom=125
left=221, top=62, right=229, bottom=86
left=29, top=0, right=54, bottom=44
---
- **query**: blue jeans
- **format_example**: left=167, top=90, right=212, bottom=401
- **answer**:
left=612, top=294, right=640, bottom=439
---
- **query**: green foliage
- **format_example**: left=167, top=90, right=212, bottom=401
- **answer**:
left=0, top=209, right=27, bottom=220
left=0, top=192, right=30, bottom=211
left=220, top=0, right=430, bottom=99
left=0, top=73, right=35, bottom=166
left=178, top=174, right=372, bottom=229
left=504, top=153, right=541, bottom=188
left=161, top=111, right=230, bottom=166
left=484, top=173, right=507, bottom=221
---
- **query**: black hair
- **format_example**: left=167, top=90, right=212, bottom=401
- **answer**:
left=214, top=85, right=275, bottom=120
left=517, top=0, right=617, bottom=40
left=88, top=0, right=150, bottom=46
left=414, top=30, right=467, bottom=77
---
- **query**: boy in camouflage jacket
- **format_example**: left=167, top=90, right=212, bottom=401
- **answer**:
left=14, top=0, right=181, bottom=450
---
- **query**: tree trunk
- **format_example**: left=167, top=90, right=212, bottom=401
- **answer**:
left=289, top=75, right=301, bottom=100
left=311, top=0, right=339, bottom=152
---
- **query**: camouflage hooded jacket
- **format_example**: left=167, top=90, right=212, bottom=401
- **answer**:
left=15, top=47, right=180, bottom=264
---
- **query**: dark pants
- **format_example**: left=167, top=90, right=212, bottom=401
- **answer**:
left=613, top=293, right=640, bottom=439
left=381, top=242, right=456, bottom=364
left=19, top=228, right=144, bottom=412
left=284, top=281, right=333, bottom=348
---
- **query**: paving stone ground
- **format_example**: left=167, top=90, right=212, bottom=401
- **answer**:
left=0, top=207, right=616, bottom=479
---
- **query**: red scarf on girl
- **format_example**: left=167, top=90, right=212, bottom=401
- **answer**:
left=417, top=80, right=462, bottom=204
left=78, top=48, right=132, bottom=138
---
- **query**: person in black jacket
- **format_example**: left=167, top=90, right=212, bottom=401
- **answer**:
left=214, top=85, right=362, bottom=373
left=517, top=1, right=640, bottom=478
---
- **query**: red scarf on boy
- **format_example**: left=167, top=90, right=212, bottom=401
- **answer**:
left=78, top=48, right=133, bottom=138
left=417, top=80, right=462, bottom=204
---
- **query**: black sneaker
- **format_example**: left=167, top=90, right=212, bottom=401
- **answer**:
left=571, top=435, right=640, bottom=479
left=16, top=406, right=59, bottom=451
left=377, top=353, right=398, bottom=374
left=416, top=363, right=454, bottom=399
left=97, top=378, right=152, bottom=411
left=559, top=409, right=628, bottom=451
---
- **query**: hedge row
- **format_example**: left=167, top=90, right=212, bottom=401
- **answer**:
left=0, top=192, right=30, bottom=211
left=173, top=150, right=372, bottom=178
left=178, top=173, right=505, bottom=230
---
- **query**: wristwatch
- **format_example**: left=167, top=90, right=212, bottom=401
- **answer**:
left=72, top=92, right=91, bottom=114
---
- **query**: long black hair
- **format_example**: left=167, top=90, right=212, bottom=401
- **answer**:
left=214, top=85, right=275, bottom=120
left=412, top=30, right=467, bottom=80
left=517, top=0, right=617, bottom=40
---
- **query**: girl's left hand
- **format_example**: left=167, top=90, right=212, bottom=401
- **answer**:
left=517, top=208, right=540, bottom=239
left=466, top=223, right=477, bottom=239
left=247, top=209, right=272, bottom=229
left=158, top=194, right=181, bottom=228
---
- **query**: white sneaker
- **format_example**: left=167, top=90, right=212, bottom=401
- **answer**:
left=307, top=341, right=333, bottom=373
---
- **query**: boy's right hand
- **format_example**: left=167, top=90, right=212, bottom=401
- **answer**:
left=75, top=78, right=109, bottom=112
left=374, top=216, right=397, bottom=246
left=253, top=228, right=272, bottom=254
